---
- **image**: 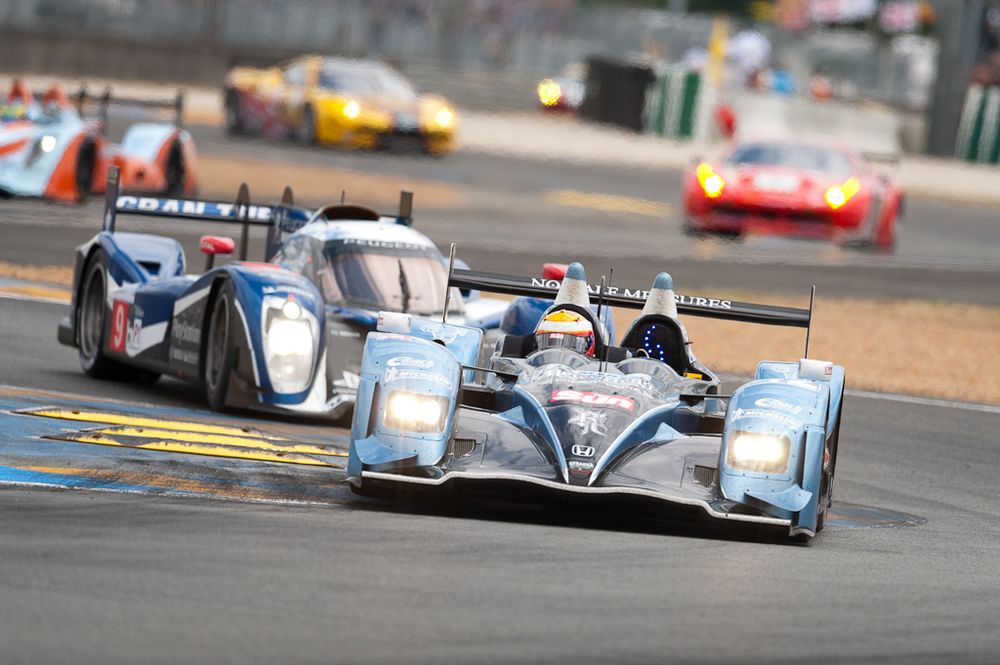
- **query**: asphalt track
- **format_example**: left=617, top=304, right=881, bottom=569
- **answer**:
left=2, top=121, right=1000, bottom=663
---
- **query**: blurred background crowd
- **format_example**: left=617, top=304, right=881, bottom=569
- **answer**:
left=0, top=0, right=997, bottom=158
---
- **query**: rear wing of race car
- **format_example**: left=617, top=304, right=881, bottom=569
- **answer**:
left=73, top=84, right=185, bottom=128
left=444, top=255, right=817, bottom=356
left=101, top=166, right=417, bottom=262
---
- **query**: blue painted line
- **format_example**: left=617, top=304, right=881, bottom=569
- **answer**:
left=0, top=465, right=162, bottom=493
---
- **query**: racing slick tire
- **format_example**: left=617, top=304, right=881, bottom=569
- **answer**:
left=223, top=89, right=244, bottom=136
left=816, top=402, right=843, bottom=533
left=296, top=104, right=317, bottom=145
left=77, top=250, right=138, bottom=379
left=203, top=280, right=239, bottom=411
left=75, top=138, right=96, bottom=203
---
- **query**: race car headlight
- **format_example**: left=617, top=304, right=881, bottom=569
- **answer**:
left=382, top=389, right=449, bottom=434
left=343, top=100, right=361, bottom=120
left=696, top=162, right=725, bottom=199
left=726, top=432, right=790, bottom=474
left=825, top=177, right=860, bottom=210
left=40, top=135, right=57, bottom=153
left=434, top=106, right=455, bottom=128
left=262, top=296, right=317, bottom=394
left=537, top=79, right=562, bottom=106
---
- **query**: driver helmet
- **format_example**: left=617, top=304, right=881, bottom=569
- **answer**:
left=534, top=308, right=596, bottom=357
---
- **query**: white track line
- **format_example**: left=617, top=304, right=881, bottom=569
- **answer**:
left=844, top=389, right=1000, bottom=415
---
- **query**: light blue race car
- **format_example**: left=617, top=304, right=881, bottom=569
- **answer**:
left=348, top=262, right=844, bottom=542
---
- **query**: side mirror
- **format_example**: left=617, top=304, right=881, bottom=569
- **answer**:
left=542, top=262, right=568, bottom=280
left=200, top=235, right=235, bottom=271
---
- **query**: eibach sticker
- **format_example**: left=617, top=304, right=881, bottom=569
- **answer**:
left=110, top=300, right=128, bottom=353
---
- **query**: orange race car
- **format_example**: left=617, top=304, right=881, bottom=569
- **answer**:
left=0, top=80, right=197, bottom=203
left=224, top=55, right=456, bottom=154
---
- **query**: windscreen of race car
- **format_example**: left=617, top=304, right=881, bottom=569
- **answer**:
left=726, top=143, right=854, bottom=176
left=308, top=239, right=463, bottom=315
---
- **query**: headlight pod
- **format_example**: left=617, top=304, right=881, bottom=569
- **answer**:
left=696, top=162, right=725, bottom=198
left=433, top=106, right=455, bottom=129
left=725, top=431, right=790, bottom=474
left=261, top=295, right=318, bottom=394
left=537, top=79, right=562, bottom=106
left=825, top=176, right=861, bottom=210
left=382, top=389, right=449, bottom=434
left=343, top=100, right=361, bottom=120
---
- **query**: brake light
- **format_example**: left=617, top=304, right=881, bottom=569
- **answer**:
left=696, top=163, right=725, bottom=198
left=825, top=177, right=860, bottom=210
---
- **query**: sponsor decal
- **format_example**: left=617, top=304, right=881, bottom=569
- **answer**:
left=110, top=300, right=128, bottom=353
left=730, top=407, right=802, bottom=429
left=385, top=367, right=453, bottom=388
left=261, top=285, right=314, bottom=299
left=568, top=460, right=595, bottom=476
left=755, top=397, right=803, bottom=414
left=125, top=314, right=142, bottom=355
left=530, top=366, right=661, bottom=393
left=341, top=238, right=426, bottom=250
left=571, top=443, right=597, bottom=458
left=569, top=411, right=608, bottom=438
left=172, top=320, right=201, bottom=345
left=528, top=278, right=732, bottom=310
left=550, top=389, right=635, bottom=412
left=387, top=355, right=434, bottom=369
left=333, top=371, right=360, bottom=390
left=418, top=322, right=471, bottom=344
left=116, top=196, right=272, bottom=221
left=170, top=347, right=200, bottom=365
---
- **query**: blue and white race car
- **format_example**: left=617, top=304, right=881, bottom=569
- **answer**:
left=347, top=263, right=844, bottom=541
left=57, top=166, right=508, bottom=417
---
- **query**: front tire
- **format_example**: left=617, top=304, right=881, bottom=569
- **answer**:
left=78, top=251, right=126, bottom=378
left=224, top=90, right=244, bottom=136
left=203, top=281, right=238, bottom=411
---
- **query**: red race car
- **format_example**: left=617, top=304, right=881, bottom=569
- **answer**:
left=682, top=139, right=902, bottom=250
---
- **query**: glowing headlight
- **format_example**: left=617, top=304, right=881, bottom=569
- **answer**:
left=726, top=432, right=790, bottom=474
left=537, top=79, right=562, bottom=107
left=383, top=389, right=449, bottom=434
left=696, top=162, right=725, bottom=199
left=267, top=318, right=311, bottom=355
left=281, top=299, right=301, bottom=320
left=40, top=135, right=57, bottom=153
left=825, top=177, right=860, bottom=210
left=262, top=296, right=317, bottom=394
left=343, top=100, right=361, bottom=120
left=434, top=106, right=455, bottom=128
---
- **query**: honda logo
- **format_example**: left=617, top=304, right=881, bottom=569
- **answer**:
left=571, top=444, right=595, bottom=458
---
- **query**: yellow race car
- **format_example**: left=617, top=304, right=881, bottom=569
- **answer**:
left=223, top=55, right=456, bottom=154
